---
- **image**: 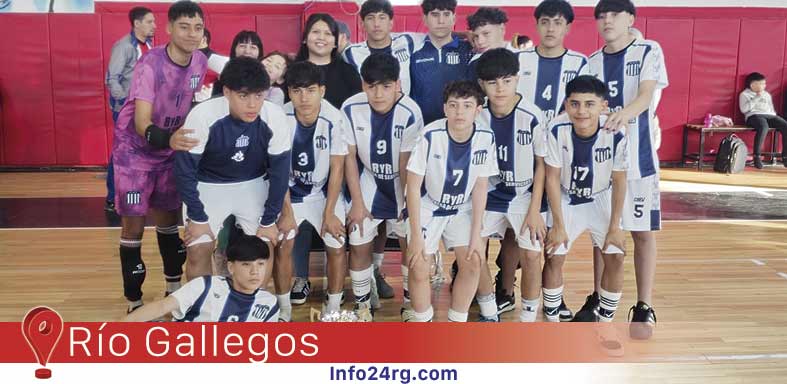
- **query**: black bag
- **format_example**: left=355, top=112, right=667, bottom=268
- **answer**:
left=713, top=134, right=748, bottom=174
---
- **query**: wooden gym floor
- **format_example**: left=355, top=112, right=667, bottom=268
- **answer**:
left=1, top=167, right=786, bottom=382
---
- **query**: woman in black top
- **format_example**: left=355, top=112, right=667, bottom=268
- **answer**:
left=294, top=13, right=362, bottom=109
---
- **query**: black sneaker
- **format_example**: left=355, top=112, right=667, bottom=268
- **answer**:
left=496, top=292, right=515, bottom=314
left=754, top=156, right=764, bottom=169
left=558, top=299, right=574, bottom=322
left=104, top=200, right=116, bottom=213
left=374, top=266, right=395, bottom=299
left=628, top=301, right=657, bottom=340
left=572, top=292, right=600, bottom=322
left=290, top=277, right=311, bottom=305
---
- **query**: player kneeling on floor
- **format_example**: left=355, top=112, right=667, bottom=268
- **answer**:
left=174, top=57, right=291, bottom=280
left=272, top=61, right=350, bottom=321
left=405, top=81, right=498, bottom=322
left=543, top=75, right=628, bottom=323
left=123, top=234, right=279, bottom=322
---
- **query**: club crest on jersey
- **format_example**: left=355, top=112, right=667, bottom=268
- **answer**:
left=315, top=135, right=328, bottom=150
left=594, top=147, right=612, bottom=162
left=472, top=149, right=488, bottom=165
left=626, top=61, right=641, bottom=76
left=235, top=134, right=249, bottom=148
left=446, top=52, right=460, bottom=65
left=189, top=74, right=201, bottom=90
left=126, top=191, right=141, bottom=205
left=516, top=129, right=533, bottom=145
left=394, top=125, right=404, bottom=139
left=562, top=70, right=579, bottom=83
left=251, top=304, right=271, bottom=320
left=231, top=150, right=245, bottom=162
left=394, top=48, right=410, bottom=62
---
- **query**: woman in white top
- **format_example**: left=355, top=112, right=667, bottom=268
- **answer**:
left=740, top=72, right=787, bottom=168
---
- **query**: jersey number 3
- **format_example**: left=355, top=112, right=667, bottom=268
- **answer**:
left=298, top=152, right=309, bottom=166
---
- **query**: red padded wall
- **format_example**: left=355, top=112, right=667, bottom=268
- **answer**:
left=3, top=5, right=787, bottom=166
left=0, top=14, right=56, bottom=166
left=50, top=14, right=109, bottom=166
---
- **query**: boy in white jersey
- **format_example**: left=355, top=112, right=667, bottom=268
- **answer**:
left=467, top=7, right=517, bottom=82
left=342, top=0, right=425, bottom=95
left=544, top=75, right=627, bottom=325
left=475, top=48, right=548, bottom=322
left=495, top=0, right=588, bottom=319
left=174, top=57, right=291, bottom=281
left=343, top=54, right=424, bottom=321
left=405, top=81, right=497, bottom=322
left=581, top=0, right=668, bottom=339
left=273, top=62, right=349, bottom=321
left=123, top=234, right=279, bottom=322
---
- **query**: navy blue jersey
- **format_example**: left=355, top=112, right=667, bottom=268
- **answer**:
left=172, top=276, right=279, bottom=322
left=409, top=36, right=474, bottom=125
left=174, top=97, right=291, bottom=225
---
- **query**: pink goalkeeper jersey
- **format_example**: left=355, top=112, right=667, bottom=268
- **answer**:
left=113, top=46, right=207, bottom=171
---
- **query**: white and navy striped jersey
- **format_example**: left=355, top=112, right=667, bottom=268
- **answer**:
left=342, top=92, right=424, bottom=219
left=283, top=99, right=348, bottom=204
left=516, top=48, right=588, bottom=123
left=587, top=39, right=668, bottom=180
left=342, top=33, right=426, bottom=95
left=407, top=119, right=498, bottom=216
left=174, top=97, right=292, bottom=226
left=478, top=95, right=547, bottom=214
left=545, top=114, right=628, bottom=206
left=171, top=276, right=279, bottom=322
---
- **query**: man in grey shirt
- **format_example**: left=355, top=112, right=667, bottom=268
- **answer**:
left=104, top=6, right=155, bottom=212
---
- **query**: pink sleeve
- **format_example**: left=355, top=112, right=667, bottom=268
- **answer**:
left=129, top=62, right=155, bottom=104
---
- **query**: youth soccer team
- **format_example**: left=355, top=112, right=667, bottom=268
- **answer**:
left=117, top=0, right=668, bottom=340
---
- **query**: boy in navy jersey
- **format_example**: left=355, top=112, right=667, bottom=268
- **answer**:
left=273, top=62, right=349, bottom=320
left=123, top=234, right=278, bottom=322
left=343, top=54, right=424, bottom=321
left=174, top=57, right=291, bottom=281
left=405, top=81, right=497, bottom=322
left=584, top=0, right=668, bottom=338
left=544, top=75, right=628, bottom=324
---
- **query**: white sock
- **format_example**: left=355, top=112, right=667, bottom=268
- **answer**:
left=598, top=287, right=622, bottom=322
left=413, top=306, right=434, bottom=322
left=373, top=252, right=385, bottom=269
left=401, top=264, right=410, bottom=302
left=520, top=298, right=539, bottom=322
left=326, top=293, right=342, bottom=313
left=542, top=286, right=563, bottom=322
left=476, top=293, right=497, bottom=318
left=350, top=266, right=373, bottom=302
left=447, top=308, right=468, bottom=322
left=165, top=279, right=181, bottom=294
left=128, top=299, right=143, bottom=312
left=276, top=294, right=292, bottom=321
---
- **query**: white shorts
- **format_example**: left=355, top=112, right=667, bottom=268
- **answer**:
left=547, top=189, right=624, bottom=256
left=482, top=211, right=546, bottom=252
left=185, top=177, right=268, bottom=246
left=408, top=209, right=473, bottom=255
left=622, top=175, right=661, bottom=232
left=293, top=198, right=346, bottom=249
left=348, top=216, right=406, bottom=246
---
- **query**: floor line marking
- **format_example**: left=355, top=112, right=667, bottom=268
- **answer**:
left=777, top=272, right=787, bottom=280
left=751, top=259, right=766, bottom=266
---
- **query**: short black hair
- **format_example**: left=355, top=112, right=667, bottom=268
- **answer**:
left=337, top=20, right=351, bottom=38
left=361, top=53, right=400, bottom=84
left=202, top=28, right=211, bottom=45
left=535, top=0, right=575, bottom=24
left=361, top=0, right=394, bottom=19
left=285, top=61, right=325, bottom=90
left=168, top=0, right=204, bottom=23
left=221, top=57, right=271, bottom=93
left=129, top=6, right=153, bottom=27
left=565, top=75, right=607, bottom=99
left=515, top=35, right=531, bottom=47
left=475, top=48, right=519, bottom=81
left=421, top=0, right=457, bottom=15
left=443, top=80, right=485, bottom=106
left=467, top=7, right=508, bottom=31
left=745, top=72, right=766, bottom=89
left=230, top=30, right=264, bottom=60
left=594, top=0, right=636, bottom=19
left=227, top=234, right=270, bottom=262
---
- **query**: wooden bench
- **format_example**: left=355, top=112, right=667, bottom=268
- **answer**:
left=681, top=124, right=782, bottom=170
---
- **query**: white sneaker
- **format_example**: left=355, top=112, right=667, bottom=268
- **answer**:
left=354, top=300, right=374, bottom=322
left=369, top=274, right=381, bottom=310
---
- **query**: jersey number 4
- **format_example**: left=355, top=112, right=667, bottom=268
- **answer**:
left=541, top=85, right=552, bottom=101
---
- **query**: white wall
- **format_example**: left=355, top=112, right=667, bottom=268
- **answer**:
left=95, top=0, right=787, bottom=8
